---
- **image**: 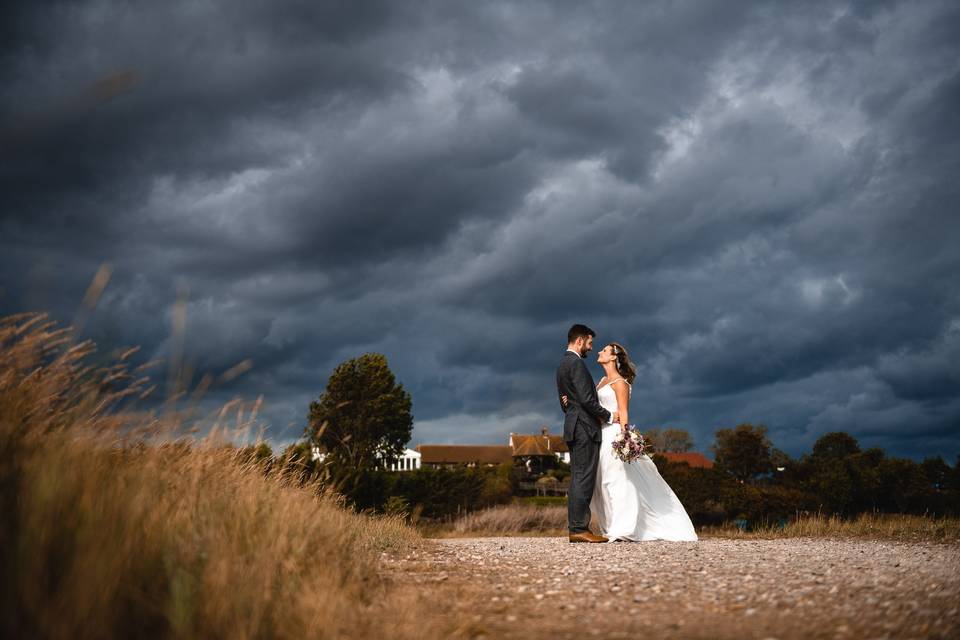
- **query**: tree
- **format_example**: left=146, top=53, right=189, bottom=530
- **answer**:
left=767, top=447, right=794, bottom=486
left=770, top=447, right=791, bottom=470
left=644, top=427, right=662, bottom=450
left=948, top=456, right=960, bottom=516
left=802, top=432, right=863, bottom=515
left=812, top=432, right=860, bottom=460
left=849, top=447, right=886, bottom=512
left=920, top=457, right=951, bottom=491
left=305, top=353, right=412, bottom=503
left=712, top=423, right=773, bottom=483
left=951, top=455, right=960, bottom=493
left=876, top=457, right=928, bottom=513
left=804, top=452, right=857, bottom=514
left=646, top=427, right=694, bottom=453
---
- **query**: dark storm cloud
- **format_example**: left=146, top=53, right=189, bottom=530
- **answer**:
left=2, top=1, right=958, bottom=460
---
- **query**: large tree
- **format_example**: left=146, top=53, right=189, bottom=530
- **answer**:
left=305, top=353, right=413, bottom=498
left=661, top=427, right=694, bottom=453
left=811, top=431, right=860, bottom=460
left=712, top=423, right=773, bottom=483
left=644, top=427, right=695, bottom=453
left=802, top=432, right=863, bottom=514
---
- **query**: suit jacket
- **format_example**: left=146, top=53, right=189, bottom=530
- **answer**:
left=556, top=351, right=612, bottom=443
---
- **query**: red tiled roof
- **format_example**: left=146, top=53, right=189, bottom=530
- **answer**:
left=512, top=436, right=550, bottom=456
left=416, top=445, right=513, bottom=465
left=659, top=452, right=714, bottom=468
left=546, top=435, right=568, bottom=453
left=510, top=432, right=569, bottom=457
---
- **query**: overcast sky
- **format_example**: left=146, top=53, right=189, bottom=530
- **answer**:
left=2, top=1, right=958, bottom=462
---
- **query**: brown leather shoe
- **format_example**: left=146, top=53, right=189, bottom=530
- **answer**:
left=568, top=532, right=609, bottom=543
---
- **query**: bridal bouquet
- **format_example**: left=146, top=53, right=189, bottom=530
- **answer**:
left=612, top=425, right=653, bottom=463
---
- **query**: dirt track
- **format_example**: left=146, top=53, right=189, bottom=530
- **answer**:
left=381, top=536, right=960, bottom=640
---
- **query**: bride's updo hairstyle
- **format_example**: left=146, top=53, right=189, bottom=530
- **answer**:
left=608, top=342, right=637, bottom=384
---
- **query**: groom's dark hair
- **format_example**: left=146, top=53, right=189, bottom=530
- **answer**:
left=567, top=324, right=596, bottom=344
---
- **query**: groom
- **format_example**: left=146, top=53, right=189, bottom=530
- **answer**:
left=557, top=324, right=618, bottom=543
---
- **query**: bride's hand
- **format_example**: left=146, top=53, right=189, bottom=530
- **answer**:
left=560, top=395, right=569, bottom=408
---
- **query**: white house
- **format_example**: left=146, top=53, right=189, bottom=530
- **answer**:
left=311, top=444, right=421, bottom=471
left=388, top=448, right=421, bottom=471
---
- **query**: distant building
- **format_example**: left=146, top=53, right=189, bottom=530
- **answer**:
left=318, top=431, right=714, bottom=473
left=510, top=426, right=570, bottom=464
left=657, top=451, right=713, bottom=468
left=413, top=427, right=570, bottom=474
left=416, top=444, right=514, bottom=468
left=388, top=448, right=422, bottom=471
left=311, top=445, right=423, bottom=471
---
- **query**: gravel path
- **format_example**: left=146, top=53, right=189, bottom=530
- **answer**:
left=381, top=536, right=960, bottom=640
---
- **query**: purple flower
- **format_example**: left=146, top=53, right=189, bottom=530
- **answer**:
left=611, top=424, right=650, bottom=463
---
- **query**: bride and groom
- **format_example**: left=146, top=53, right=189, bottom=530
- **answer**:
left=556, top=324, right=698, bottom=543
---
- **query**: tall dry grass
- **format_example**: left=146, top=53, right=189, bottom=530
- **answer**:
left=699, top=510, right=960, bottom=543
left=437, top=502, right=960, bottom=543
left=432, top=503, right=568, bottom=537
left=0, top=312, right=440, bottom=639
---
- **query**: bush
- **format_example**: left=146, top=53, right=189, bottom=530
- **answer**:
left=718, top=483, right=820, bottom=523
left=339, top=462, right=526, bottom=520
left=651, top=456, right=728, bottom=526
left=383, top=465, right=517, bottom=519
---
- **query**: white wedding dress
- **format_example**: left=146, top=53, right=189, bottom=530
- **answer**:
left=590, top=380, right=699, bottom=542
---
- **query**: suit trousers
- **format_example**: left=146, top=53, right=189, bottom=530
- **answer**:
left=567, top=422, right=601, bottom=533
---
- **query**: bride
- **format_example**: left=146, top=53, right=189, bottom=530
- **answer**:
left=564, top=342, right=698, bottom=542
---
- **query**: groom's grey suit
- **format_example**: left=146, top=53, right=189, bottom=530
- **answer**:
left=557, top=350, right=612, bottom=533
